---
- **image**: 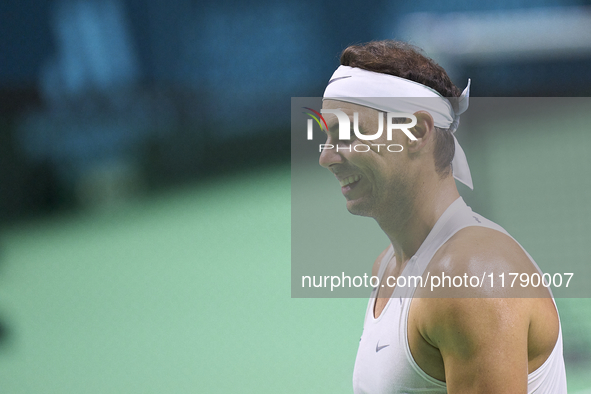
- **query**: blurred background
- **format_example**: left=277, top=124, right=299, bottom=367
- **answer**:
left=1, top=0, right=591, bottom=392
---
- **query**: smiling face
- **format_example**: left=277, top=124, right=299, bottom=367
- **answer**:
left=319, top=99, right=416, bottom=219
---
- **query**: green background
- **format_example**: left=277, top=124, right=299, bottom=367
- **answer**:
left=2, top=98, right=591, bottom=392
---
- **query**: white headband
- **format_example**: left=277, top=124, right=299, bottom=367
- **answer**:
left=323, top=65, right=473, bottom=190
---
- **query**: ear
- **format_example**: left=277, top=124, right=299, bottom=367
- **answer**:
left=407, top=111, right=435, bottom=153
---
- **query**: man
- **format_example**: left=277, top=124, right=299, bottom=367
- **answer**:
left=319, top=41, right=567, bottom=393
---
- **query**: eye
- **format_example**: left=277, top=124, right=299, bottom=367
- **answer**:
left=338, top=135, right=353, bottom=146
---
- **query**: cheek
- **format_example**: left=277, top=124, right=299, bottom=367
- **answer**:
left=348, top=137, right=385, bottom=155
left=349, top=141, right=373, bottom=154
left=347, top=145, right=386, bottom=177
left=367, top=133, right=395, bottom=153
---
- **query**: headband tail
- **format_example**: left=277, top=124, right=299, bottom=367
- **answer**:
left=452, top=135, right=473, bottom=190
left=456, top=79, right=471, bottom=115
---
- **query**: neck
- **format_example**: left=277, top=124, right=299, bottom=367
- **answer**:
left=375, top=174, right=460, bottom=266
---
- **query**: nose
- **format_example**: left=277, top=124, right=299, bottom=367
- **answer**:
left=319, top=142, right=344, bottom=169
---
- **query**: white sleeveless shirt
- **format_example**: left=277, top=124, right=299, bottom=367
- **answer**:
left=352, top=197, right=567, bottom=393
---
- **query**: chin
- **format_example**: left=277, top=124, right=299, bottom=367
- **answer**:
left=346, top=200, right=374, bottom=218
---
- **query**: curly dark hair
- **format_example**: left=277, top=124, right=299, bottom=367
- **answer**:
left=340, top=40, right=458, bottom=177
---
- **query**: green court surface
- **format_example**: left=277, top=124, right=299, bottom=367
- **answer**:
left=0, top=160, right=590, bottom=393
left=0, top=164, right=366, bottom=393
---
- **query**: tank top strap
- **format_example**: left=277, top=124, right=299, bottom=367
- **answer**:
left=410, top=197, right=507, bottom=279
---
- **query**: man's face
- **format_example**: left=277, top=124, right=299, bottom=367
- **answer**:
left=320, top=100, right=413, bottom=218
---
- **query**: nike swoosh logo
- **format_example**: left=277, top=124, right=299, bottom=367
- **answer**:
left=327, top=76, right=351, bottom=85
left=376, top=341, right=390, bottom=353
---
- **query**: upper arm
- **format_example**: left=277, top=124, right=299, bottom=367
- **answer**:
left=417, top=228, right=537, bottom=394
left=423, top=297, right=530, bottom=394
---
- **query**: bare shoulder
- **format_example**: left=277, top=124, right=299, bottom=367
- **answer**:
left=372, top=245, right=392, bottom=278
left=416, top=226, right=538, bottom=327
left=418, top=226, right=549, bottom=298
left=410, top=226, right=559, bottom=380
left=432, top=226, right=537, bottom=277
left=412, top=225, right=553, bottom=342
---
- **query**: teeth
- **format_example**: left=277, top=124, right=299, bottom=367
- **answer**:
left=339, top=175, right=361, bottom=187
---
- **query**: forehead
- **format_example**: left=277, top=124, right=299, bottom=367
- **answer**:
left=321, top=99, right=380, bottom=124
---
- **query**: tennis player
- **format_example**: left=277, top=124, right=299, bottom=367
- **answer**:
left=319, top=40, right=567, bottom=393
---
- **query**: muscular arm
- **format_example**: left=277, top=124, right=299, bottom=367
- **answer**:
left=420, top=297, right=530, bottom=394
left=413, top=227, right=548, bottom=394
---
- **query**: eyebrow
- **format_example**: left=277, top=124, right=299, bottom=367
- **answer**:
left=325, top=119, right=339, bottom=135
left=323, top=108, right=350, bottom=134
